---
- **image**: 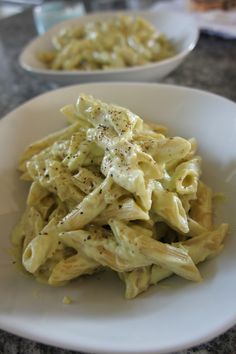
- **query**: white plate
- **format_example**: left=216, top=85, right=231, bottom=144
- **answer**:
left=19, top=10, right=199, bottom=85
left=0, top=83, right=236, bottom=354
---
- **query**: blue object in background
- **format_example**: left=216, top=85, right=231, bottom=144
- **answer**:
left=33, top=1, right=86, bottom=34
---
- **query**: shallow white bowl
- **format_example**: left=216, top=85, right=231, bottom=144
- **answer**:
left=0, top=83, right=236, bottom=354
left=19, top=10, right=199, bottom=84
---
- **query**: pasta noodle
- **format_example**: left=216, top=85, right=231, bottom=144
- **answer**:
left=39, top=15, right=175, bottom=71
left=12, top=94, right=228, bottom=298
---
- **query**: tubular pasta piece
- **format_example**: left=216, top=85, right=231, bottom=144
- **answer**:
left=21, top=203, right=68, bottom=274
left=178, top=223, right=228, bottom=263
left=187, top=218, right=207, bottom=237
left=87, top=125, right=118, bottom=149
left=154, top=137, right=191, bottom=164
left=59, top=228, right=135, bottom=272
left=171, top=157, right=201, bottom=195
left=186, top=138, right=198, bottom=158
left=76, top=94, right=143, bottom=138
left=23, top=222, right=59, bottom=273
left=22, top=207, right=67, bottom=273
left=27, top=181, right=49, bottom=207
left=64, top=139, right=103, bottom=171
left=121, top=223, right=228, bottom=298
left=49, top=252, right=100, bottom=285
left=181, top=193, right=197, bottom=214
left=143, top=121, right=168, bottom=135
left=60, top=221, right=200, bottom=281
left=35, top=195, right=56, bottom=220
left=109, top=219, right=201, bottom=281
left=119, top=267, right=151, bottom=299
left=72, top=168, right=103, bottom=194
left=46, top=160, right=85, bottom=203
left=190, top=181, right=213, bottom=229
left=101, top=142, right=162, bottom=210
left=57, top=176, right=113, bottom=231
left=60, top=104, right=92, bottom=127
left=152, top=182, right=189, bottom=233
left=94, top=198, right=149, bottom=225
left=11, top=206, right=45, bottom=250
left=19, top=122, right=79, bottom=172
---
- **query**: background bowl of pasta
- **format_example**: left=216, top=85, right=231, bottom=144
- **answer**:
left=0, top=82, right=236, bottom=354
left=19, top=10, right=199, bottom=84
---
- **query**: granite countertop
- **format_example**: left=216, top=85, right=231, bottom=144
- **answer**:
left=0, top=7, right=236, bottom=354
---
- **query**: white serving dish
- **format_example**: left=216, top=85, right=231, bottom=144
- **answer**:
left=19, top=10, right=199, bottom=85
left=0, top=83, right=236, bottom=354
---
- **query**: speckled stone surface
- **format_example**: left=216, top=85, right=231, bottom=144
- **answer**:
left=0, top=8, right=236, bottom=354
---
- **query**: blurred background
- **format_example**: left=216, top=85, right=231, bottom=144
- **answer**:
left=0, top=0, right=158, bottom=19
left=1, top=0, right=235, bottom=36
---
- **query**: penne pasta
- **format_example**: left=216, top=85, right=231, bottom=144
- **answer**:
left=12, top=94, right=228, bottom=299
left=190, top=181, right=213, bottom=229
left=39, top=15, right=175, bottom=71
left=48, top=252, right=100, bottom=285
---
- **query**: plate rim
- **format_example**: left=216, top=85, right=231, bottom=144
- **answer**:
left=1, top=82, right=235, bottom=123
